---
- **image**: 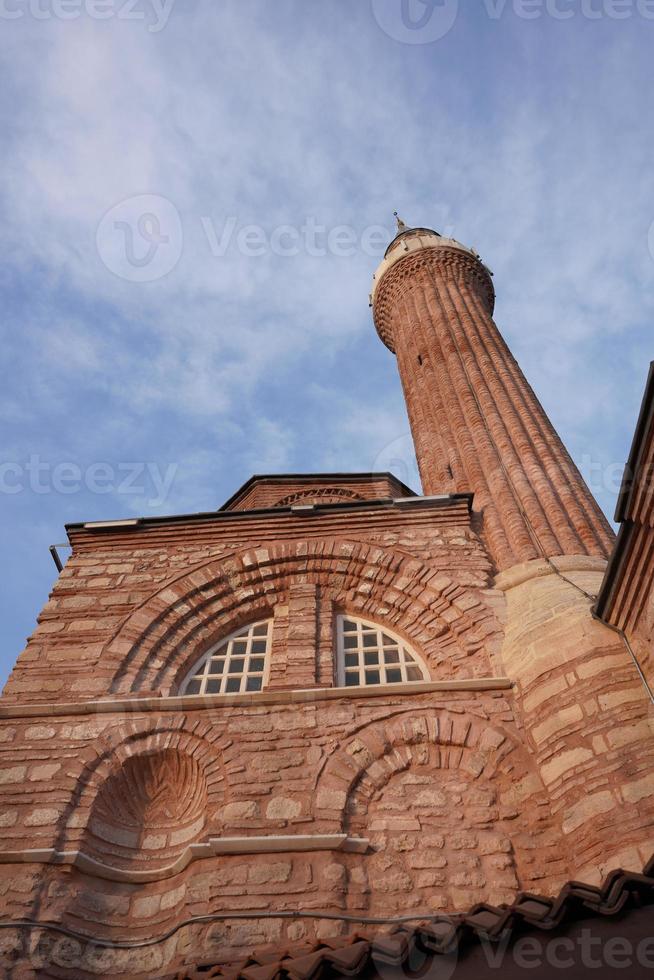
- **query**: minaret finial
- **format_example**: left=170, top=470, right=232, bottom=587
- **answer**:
left=394, top=211, right=409, bottom=233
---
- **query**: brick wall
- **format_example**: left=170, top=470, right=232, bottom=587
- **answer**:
left=0, top=689, right=571, bottom=977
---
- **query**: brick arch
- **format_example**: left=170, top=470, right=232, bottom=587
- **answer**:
left=82, top=747, right=208, bottom=873
left=315, top=711, right=518, bottom=828
left=315, top=710, right=571, bottom=897
left=314, top=708, right=570, bottom=911
left=276, top=487, right=364, bottom=506
left=59, top=721, right=228, bottom=853
left=107, top=540, right=499, bottom=695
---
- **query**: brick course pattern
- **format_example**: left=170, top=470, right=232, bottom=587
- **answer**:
left=220, top=474, right=412, bottom=512
left=596, top=362, right=654, bottom=692
left=372, top=230, right=615, bottom=572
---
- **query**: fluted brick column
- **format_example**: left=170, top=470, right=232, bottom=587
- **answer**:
left=371, top=228, right=614, bottom=571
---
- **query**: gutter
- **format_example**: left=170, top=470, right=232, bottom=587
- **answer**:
left=595, top=362, right=654, bottom=620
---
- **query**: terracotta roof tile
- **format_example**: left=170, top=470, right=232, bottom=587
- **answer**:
left=172, top=855, right=654, bottom=979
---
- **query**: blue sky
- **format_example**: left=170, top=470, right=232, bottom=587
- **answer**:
left=1, top=0, right=653, bottom=689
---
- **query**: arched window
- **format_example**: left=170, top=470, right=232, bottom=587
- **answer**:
left=335, top=615, right=429, bottom=687
left=180, top=620, right=272, bottom=695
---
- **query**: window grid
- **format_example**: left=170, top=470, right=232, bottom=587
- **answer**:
left=336, top=616, right=429, bottom=688
left=181, top=621, right=271, bottom=696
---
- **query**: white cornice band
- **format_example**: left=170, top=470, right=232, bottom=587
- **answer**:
left=0, top=834, right=370, bottom=884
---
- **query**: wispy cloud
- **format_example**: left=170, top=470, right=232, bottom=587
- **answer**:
left=1, top=1, right=653, bottom=683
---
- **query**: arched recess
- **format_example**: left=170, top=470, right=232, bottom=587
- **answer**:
left=276, top=488, right=364, bottom=506
left=42, top=724, right=230, bottom=949
left=106, top=540, right=501, bottom=694
left=314, top=710, right=572, bottom=907
left=82, top=747, right=208, bottom=873
left=60, top=723, right=228, bottom=859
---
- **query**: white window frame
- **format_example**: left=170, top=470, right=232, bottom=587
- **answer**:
left=180, top=620, right=272, bottom=696
left=335, top=614, right=430, bottom=688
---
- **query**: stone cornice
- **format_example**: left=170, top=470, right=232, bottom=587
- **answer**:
left=494, top=555, right=608, bottom=593
left=0, top=678, right=514, bottom=720
left=372, top=245, right=496, bottom=351
left=0, top=834, right=370, bottom=884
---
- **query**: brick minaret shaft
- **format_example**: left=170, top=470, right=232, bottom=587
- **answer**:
left=372, top=226, right=615, bottom=571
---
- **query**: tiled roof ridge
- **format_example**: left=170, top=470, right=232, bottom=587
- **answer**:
left=171, top=854, right=654, bottom=979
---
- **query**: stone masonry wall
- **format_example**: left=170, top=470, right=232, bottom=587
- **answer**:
left=0, top=690, right=570, bottom=978
left=3, top=501, right=501, bottom=704
left=1, top=494, right=654, bottom=977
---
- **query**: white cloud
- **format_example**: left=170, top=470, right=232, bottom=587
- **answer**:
left=2, top=1, right=653, bottom=681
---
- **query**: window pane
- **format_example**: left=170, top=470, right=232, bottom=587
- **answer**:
left=336, top=616, right=427, bottom=690
left=180, top=620, right=271, bottom=696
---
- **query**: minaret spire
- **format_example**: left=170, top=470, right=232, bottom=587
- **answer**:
left=393, top=211, right=409, bottom=233
left=371, top=225, right=614, bottom=571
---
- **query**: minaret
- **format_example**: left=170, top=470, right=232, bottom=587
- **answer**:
left=372, top=220, right=654, bottom=881
left=371, top=220, right=614, bottom=571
